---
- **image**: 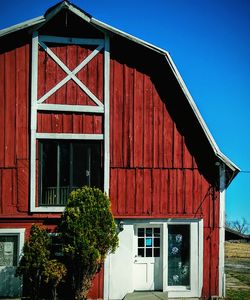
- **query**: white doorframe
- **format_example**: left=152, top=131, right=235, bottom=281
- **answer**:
left=0, top=228, right=25, bottom=297
left=108, top=219, right=203, bottom=300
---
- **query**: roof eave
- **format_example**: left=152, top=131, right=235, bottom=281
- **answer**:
left=0, top=16, right=44, bottom=37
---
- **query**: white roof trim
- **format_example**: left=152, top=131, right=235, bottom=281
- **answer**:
left=165, top=53, right=240, bottom=172
left=0, top=1, right=240, bottom=175
left=91, top=18, right=168, bottom=55
left=0, top=16, right=44, bottom=37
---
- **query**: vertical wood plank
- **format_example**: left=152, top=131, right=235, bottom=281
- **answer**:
left=173, top=124, right=183, bottom=169
left=56, top=45, right=67, bottom=104
left=185, top=169, right=193, bottom=214
left=152, top=169, right=160, bottom=215
left=123, top=66, right=133, bottom=167
left=168, top=170, right=177, bottom=214
left=117, top=169, right=126, bottom=214
left=143, top=74, right=153, bottom=167
left=0, top=54, right=5, bottom=166
left=1, top=169, right=13, bottom=213
left=143, top=169, right=152, bottom=215
left=183, top=140, right=193, bottom=169
left=77, top=46, right=88, bottom=105
left=38, top=45, right=46, bottom=100
left=134, top=70, right=144, bottom=167
left=110, top=168, right=118, bottom=215
left=135, top=168, right=143, bottom=215
left=193, top=169, right=202, bottom=215
left=126, top=169, right=135, bottom=214
left=17, top=159, right=29, bottom=212
left=45, top=46, right=57, bottom=104
left=112, top=61, right=124, bottom=167
left=16, top=45, right=28, bottom=160
left=4, top=51, right=16, bottom=167
left=176, top=169, right=184, bottom=214
left=133, top=70, right=144, bottom=167
left=163, top=105, right=173, bottom=168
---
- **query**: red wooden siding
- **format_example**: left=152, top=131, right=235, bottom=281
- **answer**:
left=0, top=43, right=30, bottom=215
left=38, top=44, right=104, bottom=106
left=109, top=48, right=220, bottom=298
left=37, top=112, right=103, bottom=134
left=0, top=27, right=222, bottom=298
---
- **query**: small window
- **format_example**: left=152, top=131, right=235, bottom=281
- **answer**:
left=39, top=140, right=103, bottom=206
left=0, top=235, right=18, bottom=267
left=168, top=225, right=190, bottom=286
left=137, top=227, right=161, bottom=257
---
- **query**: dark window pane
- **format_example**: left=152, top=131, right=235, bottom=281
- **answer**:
left=138, top=248, right=144, bottom=257
left=154, top=238, right=160, bottom=247
left=168, top=225, right=190, bottom=286
left=146, top=228, right=152, bottom=237
left=154, top=248, right=160, bottom=257
left=146, top=248, right=152, bottom=257
left=138, top=238, right=144, bottom=247
left=154, top=228, right=160, bottom=237
left=39, top=140, right=102, bottom=206
left=60, top=142, right=70, bottom=187
left=138, top=228, right=144, bottom=237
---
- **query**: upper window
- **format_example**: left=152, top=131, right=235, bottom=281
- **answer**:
left=38, top=140, right=102, bottom=206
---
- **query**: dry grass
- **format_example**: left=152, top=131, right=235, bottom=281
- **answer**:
left=225, top=242, right=250, bottom=299
left=225, top=242, right=250, bottom=258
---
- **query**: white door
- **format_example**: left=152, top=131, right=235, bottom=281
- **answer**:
left=0, top=235, right=22, bottom=297
left=134, top=226, right=163, bottom=291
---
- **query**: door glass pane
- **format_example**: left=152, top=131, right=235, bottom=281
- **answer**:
left=168, top=225, right=190, bottom=286
left=137, top=227, right=161, bottom=258
left=0, top=235, right=18, bottom=267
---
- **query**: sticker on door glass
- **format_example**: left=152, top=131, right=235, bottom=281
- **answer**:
left=146, top=238, right=152, bottom=247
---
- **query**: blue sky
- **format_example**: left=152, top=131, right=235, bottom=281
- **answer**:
left=1, top=0, right=250, bottom=229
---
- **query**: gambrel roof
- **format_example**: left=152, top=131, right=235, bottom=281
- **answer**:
left=0, top=0, right=240, bottom=186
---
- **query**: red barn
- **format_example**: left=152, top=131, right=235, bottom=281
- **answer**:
left=0, top=1, right=239, bottom=299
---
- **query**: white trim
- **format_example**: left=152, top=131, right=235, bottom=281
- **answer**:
left=162, top=222, right=168, bottom=292
left=37, top=40, right=104, bottom=107
left=104, top=34, right=110, bottom=195
left=39, top=35, right=104, bottom=46
left=30, top=31, right=39, bottom=213
left=37, top=103, right=104, bottom=113
left=0, top=228, right=25, bottom=261
left=30, top=206, right=65, bottom=213
left=36, top=133, right=103, bottom=140
left=198, top=219, right=204, bottom=297
left=67, top=4, right=91, bottom=23
left=0, top=16, right=44, bottom=37
left=108, top=219, right=203, bottom=300
left=164, top=54, right=240, bottom=175
left=103, top=33, right=110, bottom=300
left=219, top=164, right=226, bottom=297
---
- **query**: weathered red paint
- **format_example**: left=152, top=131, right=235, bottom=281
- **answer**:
left=0, top=13, right=222, bottom=300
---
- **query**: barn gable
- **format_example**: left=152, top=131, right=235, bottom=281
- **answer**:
left=0, top=0, right=240, bottom=185
left=0, top=1, right=240, bottom=299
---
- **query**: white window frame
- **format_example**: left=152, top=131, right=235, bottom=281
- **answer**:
left=30, top=33, right=110, bottom=213
left=0, top=228, right=25, bottom=264
left=163, top=219, right=203, bottom=298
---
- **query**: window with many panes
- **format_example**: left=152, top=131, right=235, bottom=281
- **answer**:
left=39, top=140, right=102, bottom=206
left=137, top=227, right=161, bottom=257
